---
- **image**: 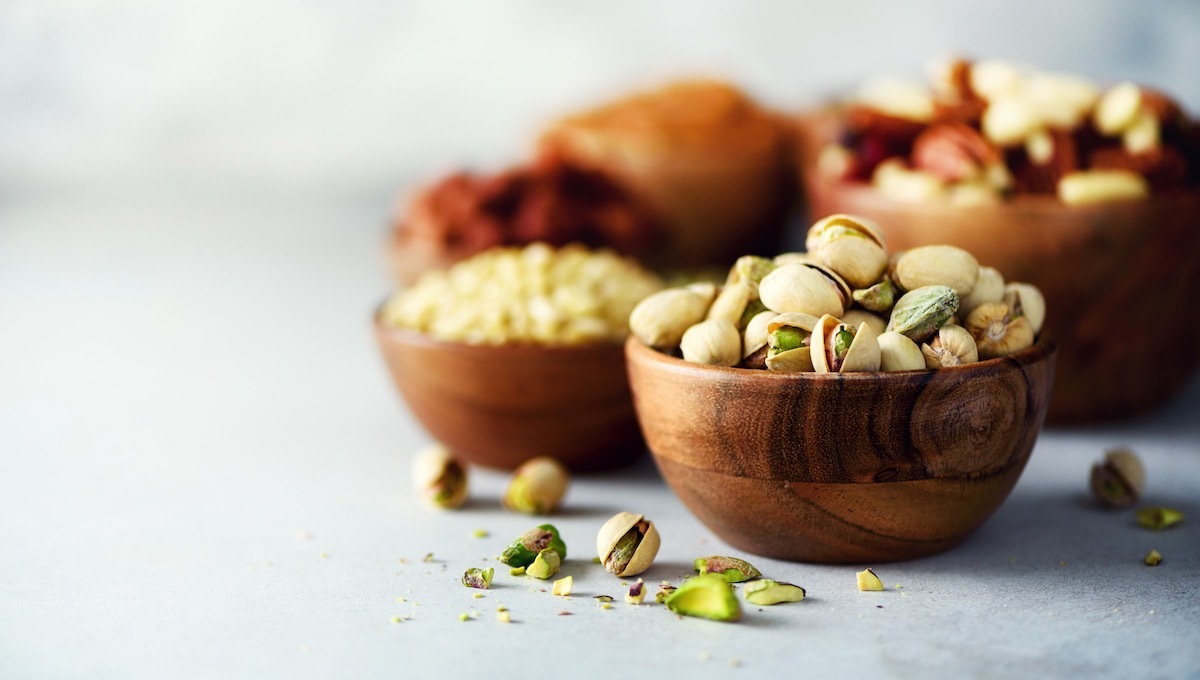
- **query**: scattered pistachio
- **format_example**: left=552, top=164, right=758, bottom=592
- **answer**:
left=461, top=567, right=494, bottom=590
left=665, top=574, right=742, bottom=622
left=552, top=575, right=573, bottom=596
left=526, top=548, right=563, bottom=579
left=594, top=595, right=614, bottom=603
left=743, top=579, right=807, bottom=605
left=655, top=583, right=678, bottom=604
left=499, top=524, right=567, bottom=567
left=597, top=512, right=661, bottom=577
left=471, top=529, right=489, bottom=539
left=509, top=566, right=526, bottom=576
left=422, top=552, right=434, bottom=563
left=1136, top=507, right=1184, bottom=531
left=503, top=456, right=570, bottom=515
left=1144, top=549, right=1163, bottom=566
left=626, top=579, right=646, bottom=605
left=693, top=556, right=762, bottom=583
left=412, top=444, right=468, bottom=510
left=857, top=568, right=885, bottom=591
left=1090, top=448, right=1146, bottom=508
left=497, top=609, right=512, bottom=623
left=458, top=613, right=470, bottom=622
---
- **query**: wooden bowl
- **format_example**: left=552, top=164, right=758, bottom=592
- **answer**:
left=374, top=313, right=644, bottom=472
left=795, top=109, right=1200, bottom=423
left=625, top=336, right=1056, bottom=563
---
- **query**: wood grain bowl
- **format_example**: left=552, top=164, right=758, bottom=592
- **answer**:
left=374, top=314, right=644, bottom=472
left=625, top=336, right=1056, bottom=563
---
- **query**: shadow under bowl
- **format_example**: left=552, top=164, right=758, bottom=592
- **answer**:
left=374, top=313, right=644, bottom=472
left=625, top=336, right=1056, bottom=563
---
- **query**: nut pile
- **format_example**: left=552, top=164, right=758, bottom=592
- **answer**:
left=820, top=58, right=1200, bottom=205
left=381, top=243, right=662, bottom=345
left=630, top=213, right=1045, bottom=371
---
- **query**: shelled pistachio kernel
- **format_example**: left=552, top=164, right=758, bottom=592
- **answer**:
left=503, top=456, right=569, bottom=515
left=665, top=574, right=742, bottom=622
left=694, top=556, right=762, bottom=583
left=626, top=579, right=646, bottom=605
left=412, top=443, right=468, bottom=510
left=743, top=579, right=807, bottom=605
left=552, top=575, right=573, bottom=596
left=499, top=524, right=567, bottom=567
left=526, top=548, right=562, bottom=579
left=1136, top=507, right=1183, bottom=531
left=857, top=568, right=885, bottom=591
left=461, top=567, right=494, bottom=589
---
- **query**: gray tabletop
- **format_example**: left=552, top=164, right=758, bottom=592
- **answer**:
left=1, top=189, right=1197, bottom=679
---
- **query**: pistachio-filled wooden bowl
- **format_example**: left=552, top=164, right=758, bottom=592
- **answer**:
left=626, top=335, right=1056, bottom=563
left=375, top=317, right=644, bottom=471
left=796, top=109, right=1200, bottom=423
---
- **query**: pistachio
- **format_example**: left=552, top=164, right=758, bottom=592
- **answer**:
left=1090, top=448, right=1145, bottom=508
left=680, top=319, right=742, bottom=367
left=526, top=548, right=562, bottom=579
left=742, top=310, right=777, bottom=359
left=772, top=252, right=816, bottom=267
left=921, top=324, right=979, bottom=368
left=1003, top=282, right=1046, bottom=334
left=725, top=255, right=777, bottom=295
left=841, top=309, right=888, bottom=338
left=596, top=512, right=660, bottom=577
left=806, top=214, right=889, bottom=289
left=758, top=262, right=849, bottom=318
left=552, top=575, right=573, bottom=596
left=738, top=298, right=769, bottom=331
left=655, top=583, right=678, bottom=604
left=461, top=567, right=494, bottom=590
left=964, top=301, right=1035, bottom=359
left=706, top=280, right=753, bottom=327
left=629, top=288, right=710, bottom=349
left=812, top=315, right=881, bottom=373
left=664, top=574, right=742, bottom=622
left=877, top=330, right=926, bottom=371
left=499, top=524, right=567, bottom=567
left=625, top=579, right=646, bottom=605
left=960, top=266, right=1005, bottom=316
left=743, top=579, right=806, bottom=605
left=856, top=568, right=885, bottom=592
left=412, top=444, right=468, bottom=510
left=684, top=281, right=719, bottom=306
left=1136, top=507, right=1183, bottom=531
left=1144, top=549, right=1163, bottom=566
left=894, top=245, right=979, bottom=298
left=852, top=279, right=896, bottom=314
left=764, top=312, right=820, bottom=373
left=503, top=456, right=569, bottom=515
left=887, top=285, right=960, bottom=343
left=693, top=556, right=762, bottom=583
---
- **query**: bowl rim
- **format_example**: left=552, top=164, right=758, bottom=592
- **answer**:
left=625, top=333, right=1056, bottom=381
left=373, top=303, right=627, bottom=355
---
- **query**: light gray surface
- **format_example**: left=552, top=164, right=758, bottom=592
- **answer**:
left=1, top=191, right=1197, bottom=679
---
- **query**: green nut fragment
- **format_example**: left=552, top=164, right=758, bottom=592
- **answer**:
left=461, top=567, right=494, bottom=590
left=743, top=579, right=806, bottom=605
left=665, top=574, right=742, bottom=622
left=655, top=583, right=677, bottom=604
left=509, top=566, right=526, bottom=576
left=857, top=568, right=885, bottom=591
left=728, top=255, right=777, bottom=290
left=552, top=575, right=573, bottom=596
left=887, top=285, right=960, bottom=343
left=852, top=279, right=895, bottom=313
left=626, top=579, right=646, bottom=605
left=693, top=556, right=762, bottom=583
left=768, top=327, right=806, bottom=355
left=1144, top=549, right=1163, bottom=566
left=526, top=548, right=562, bottom=579
left=594, top=595, right=614, bottom=603
left=499, top=524, right=567, bottom=567
left=1136, top=507, right=1184, bottom=531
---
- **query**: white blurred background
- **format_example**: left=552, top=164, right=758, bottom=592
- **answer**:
left=2, top=0, right=1198, bottom=199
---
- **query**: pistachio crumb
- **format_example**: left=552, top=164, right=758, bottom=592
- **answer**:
left=319, top=553, right=329, bottom=559
left=473, top=593, right=484, bottom=599
left=458, top=613, right=469, bottom=622
left=601, top=603, right=613, bottom=610
left=1144, top=549, right=1163, bottom=566
left=389, top=616, right=402, bottom=624
left=509, top=566, right=526, bottom=576
left=422, top=552, right=434, bottom=562
left=729, top=658, right=741, bottom=668
left=1136, top=507, right=1184, bottom=531
left=699, top=651, right=712, bottom=661
left=558, top=611, right=573, bottom=616
left=395, top=596, right=406, bottom=603
left=497, top=610, right=512, bottom=623
left=472, top=529, right=489, bottom=539
left=856, top=568, right=885, bottom=591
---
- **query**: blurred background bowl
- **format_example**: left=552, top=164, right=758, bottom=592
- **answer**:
left=795, top=109, right=1200, bottom=424
left=375, top=312, right=644, bottom=471
left=626, top=336, right=1056, bottom=563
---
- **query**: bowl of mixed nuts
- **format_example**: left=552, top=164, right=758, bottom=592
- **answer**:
left=375, top=243, right=663, bottom=471
left=794, top=58, right=1200, bottom=423
left=624, top=214, right=1056, bottom=563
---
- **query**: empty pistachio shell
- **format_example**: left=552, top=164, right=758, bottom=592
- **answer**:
left=412, top=444, right=468, bottom=510
left=743, top=579, right=806, bottom=605
left=960, top=266, right=1005, bottom=316
left=806, top=214, right=889, bottom=289
left=758, top=263, right=849, bottom=318
left=664, top=574, right=741, bottom=622
left=629, top=288, right=710, bottom=349
left=921, top=324, right=979, bottom=368
left=877, top=331, right=926, bottom=371
left=1090, top=448, right=1145, bottom=508
left=841, top=309, right=887, bottom=338
left=812, top=315, right=881, bottom=373
left=1004, top=282, right=1046, bottom=334
left=894, top=245, right=980, bottom=297
left=887, top=285, right=959, bottom=343
left=693, top=556, right=762, bottom=583
left=851, top=279, right=896, bottom=313
left=706, top=280, right=753, bottom=327
left=742, top=310, right=777, bottom=358
left=503, top=456, right=570, bottom=515
left=596, top=512, right=660, bottom=577
left=964, top=301, right=1034, bottom=359
left=680, top=318, right=741, bottom=366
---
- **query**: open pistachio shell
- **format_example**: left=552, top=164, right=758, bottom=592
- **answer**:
left=894, top=245, right=980, bottom=298
left=596, top=512, right=660, bottom=578
left=921, top=324, right=979, bottom=368
left=805, top=213, right=886, bottom=251
left=759, top=263, right=849, bottom=318
left=877, top=331, right=926, bottom=371
left=964, top=301, right=1034, bottom=359
left=764, top=313, right=819, bottom=372
left=811, top=315, right=881, bottom=373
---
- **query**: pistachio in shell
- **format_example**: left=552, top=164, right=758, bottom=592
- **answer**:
left=894, top=244, right=980, bottom=298
left=964, top=300, right=1034, bottom=359
left=412, top=443, right=468, bottom=510
left=725, top=255, right=777, bottom=294
left=742, top=310, right=777, bottom=359
left=499, top=524, right=567, bottom=567
left=764, top=312, right=820, bottom=372
left=680, top=318, right=741, bottom=366
left=887, top=285, right=959, bottom=343
left=706, top=280, right=753, bottom=327
left=811, top=314, right=881, bottom=373
left=1004, top=282, right=1046, bottom=334
left=805, top=214, right=889, bottom=289
left=693, top=556, right=762, bottom=583
left=921, top=324, right=979, bottom=368
left=877, top=330, right=926, bottom=371
left=841, top=309, right=887, bottom=338
left=503, top=456, right=570, bottom=515
left=629, top=287, right=710, bottom=349
left=1090, top=448, right=1145, bottom=509
left=852, top=279, right=896, bottom=314
left=758, top=262, right=849, bottom=319
left=596, top=512, right=660, bottom=577
left=960, top=266, right=1005, bottom=316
